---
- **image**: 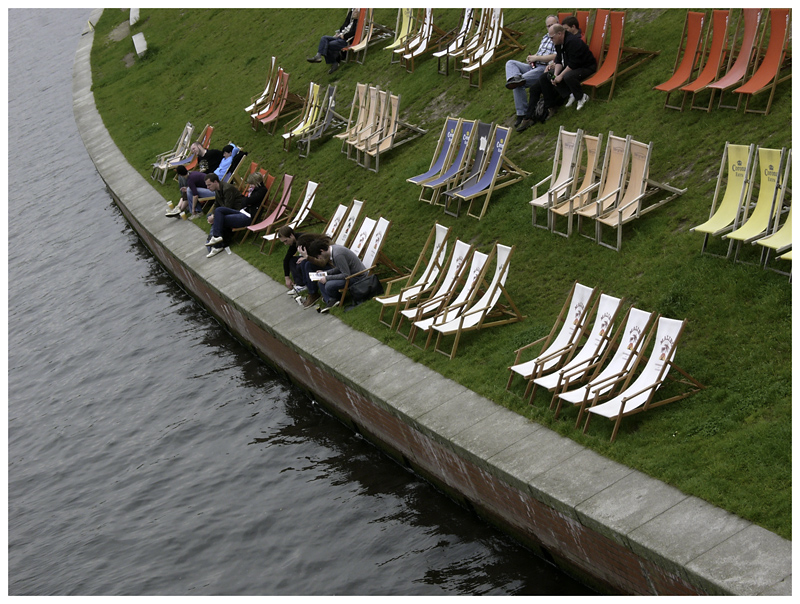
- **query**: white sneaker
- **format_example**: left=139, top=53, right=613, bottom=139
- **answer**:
left=207, top=235, right=224, bottom=246
left=576, top=93, right=590, bottom=110
left=206, top=246, right=225, bottom=258
left=564, top=95, right=576, bottom=108
left=165, top=207, right=182, bottom=217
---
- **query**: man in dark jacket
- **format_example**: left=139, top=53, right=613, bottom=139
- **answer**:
left=306, top=8, right=359, bottom=74
left=540, top=23, right=597, bottom=115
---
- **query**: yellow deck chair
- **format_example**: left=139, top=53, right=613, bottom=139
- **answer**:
left=530, top=127, right=582, bottom=229
left=756, top=205, right=792, bottom=273
left=281, top=82, right=321, bottom=151
left=385, top=9, right=414, bottom=51
left=575, top=134, right=631, bottom=240
left=691, top=142, right=757, bottom=257
left=550, top=132, right=603, bottom=236
left=724, top=147, right=787, bottom=261
left=596, top=139, right=688, bottom=251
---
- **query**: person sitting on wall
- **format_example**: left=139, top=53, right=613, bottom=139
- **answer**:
left=302, top=237, right=367, bottom=312
left=203, top=172, right=253, bottom=257
left=166, top=165, right=215, bottom=219
left=292, top=233, right=334, bottom=304
left=276, top=225, right=308, bottom=294
left=306, top=8, right=359, bottom=74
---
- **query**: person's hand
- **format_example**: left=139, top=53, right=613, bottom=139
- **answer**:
left=284, top=276, right=293, bottom=289
left=318, top=273, right=327, bottom=284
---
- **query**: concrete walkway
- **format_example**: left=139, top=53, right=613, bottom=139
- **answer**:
left=72, top=9, right=790, bottom=596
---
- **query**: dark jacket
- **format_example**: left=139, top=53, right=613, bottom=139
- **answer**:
left=556, top=32, right=597, bottom=72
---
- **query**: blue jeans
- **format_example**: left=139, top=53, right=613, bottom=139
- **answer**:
left=187, top=187, right=214, bottom=214
left=505, top=60, right=546, bottom=116
left=210, top=206, right=252, bottom=244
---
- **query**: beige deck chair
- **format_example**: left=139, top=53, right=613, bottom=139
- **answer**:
left=385, top=9, right=414, bottom=51
left=335, top=83, right=369, bottom=152
left=281, top=81, right=321, bottom=151
left=396, top=239, right=474, bottom=343
left=530, top=127, right=583, bottom=229
left=377, top=223, right=450, bottom=329
left=583, top=317, right=705, bottom=443
left=151, top=121, right=194, bottom=184
left=575, top=134, right=631, bottom=239
left=553, top=307, right=654, bottom=427
left=691, top=142, right=757, bottom=257
left=432, top=244, right=524, bottom=360
left=243, top=56, right=277, bottom=114
left=723, top=146, right=787, bottom=262
left=347, top=87, right=387, bottom=162
left=549, top=132, right=603, bottom=236
left=262, top=180, right=322, bottom=254
left=596, top=139, right=688, bottom=251
left=355, top=93, right=427, bottom=173
left=411, top=246, right=493, bottom=351
left=434, top=8, right=476, bottom=75
left=506, top=282, right=596, bottom=400
left=338, top=217, right=392, bottom=305
left=334, top=199, right=365, bottom=248
left=533, top=293, right=624, bottom=406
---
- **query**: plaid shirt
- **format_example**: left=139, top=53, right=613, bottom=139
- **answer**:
left=532, top=32, right=557, bottom=66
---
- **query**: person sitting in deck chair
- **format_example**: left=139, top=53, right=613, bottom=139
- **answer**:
left=188, top=142, right=226, bottom=174
left=303, top=237, right=367, bottom=313
left=504, top=14, right=558, bottom=129
left=167, top=165, right=214, bottom=219
left=306, top=7, right=359, bottom=74
left=204, top=172, right=267, bottom=257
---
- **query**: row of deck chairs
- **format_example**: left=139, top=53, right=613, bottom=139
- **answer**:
left=530, top=127, right=686, bottom=251
left=507, top=282, right=704, bottom=442
left=655, top=8, right=792, bottom=115
left=692, top=143, right=792, bottom=275
left=375, top=223, right=524, bottom=359
left=281, top=81, right=347, bottom=158
left=246, top=57, right=305, bottom=135
left=335, top=82, right=427, bottom=173
left=407, top=117, right=529, bottom=220
left=150, top=123, right=213, bottom=184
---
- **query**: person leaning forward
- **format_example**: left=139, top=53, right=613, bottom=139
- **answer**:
left=540, top=23, right=597, bottom=115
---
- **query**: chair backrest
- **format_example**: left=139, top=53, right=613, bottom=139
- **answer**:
left=455, top=243, right=514, bottom=330
left=443, top=8, right=475, bottom=54
left=405, top=8, right=434, bottom=57
left=385, top=8, right=414, bottom=50
left=425, top=119, right=477, bottom=187
left=478, top=8, right=504, bottom=65
left=265, top=173, right=294, bottom=222
left=457, top=125, right=510, bottom=197
left=709, top=8, right=763, bottom=90
left=375, top=94, right=401, bottom=152
left=693, top=142, right=755, bottom=233
left=576, top=10, right=590, bottom=40
left=362, top=217, right=391, bottom=269
left=350, top=216, right=376, bottom=258
left=595, top=134, right=630, bottom=209
left=571, top=133, right=603, bottom=204
left=411, top=223, right=450, bottom=296
left=288, top=180, right=319, bottom=228
left=324, top=203, right=348, bottom=238
left=434, top=249, right=490, bottom=325
left=459, top=120, right=494, bottom=186
left=245, top=56, right=277, bottom=112
left=681, top=10, right=729, bottom=92
left=462, top=8, right=489, bottom=56
left=408, top=117, right=461, bottom=185
left=617, top=139, right=653, bottom=218
left=409, top=239, right=473, bottom=318
left=538, top=282, right=596, bottom=373
left=729, top=147, right=785, bottom=237
left=552, top=127, right=581, bottom=192
left=584, top=11, right=625, bottom=87
left=588, top=9, right=610, bottom=63
left=734, top=8, right=791, bottom=94
left=654, top=11, right=707, bottom=92
left=335, top=199, right=364, bottom=247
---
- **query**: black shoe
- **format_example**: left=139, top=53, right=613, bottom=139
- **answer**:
left=505, top=75, right=525, bottom=90
left=516, top=118, right=534, bottom=133
left=514, top=115, right=524, bottom=128
left=306, top=54, right=322, bottom=63
left=328, top=62, right=340, bottom=74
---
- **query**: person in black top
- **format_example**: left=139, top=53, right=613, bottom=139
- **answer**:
left=306, top=8, right=359, bottom=74
left=539, top=23, right=597, bottom=115
left=205, top=172, right=265, bottom=257
left=189, top=142, right=225, bottom=174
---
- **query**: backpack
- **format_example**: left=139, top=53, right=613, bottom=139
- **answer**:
left=348, top=274, right=383, bottom=305
left=533, top=97, right=547, bottom=123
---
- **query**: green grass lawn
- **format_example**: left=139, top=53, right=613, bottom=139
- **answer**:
left=90, top=8, right=792, bottom=539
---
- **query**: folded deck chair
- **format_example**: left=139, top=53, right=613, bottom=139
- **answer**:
left=595, top=138, right=688, bottom=251
left=581, top=11, right=659, bottom=102
left=445, top=125, right=530, bottom=220
left=707, top=8, right=765, bottom=111
left=654, top=11, right=707, bottom=110
left=411, top=246, right=492, bottom=350
left=432, top=243, right=524, bottom=359
left=376, top=222, right=450, bottom=329
left=733, top=8, right=792, bottom=115
left=723, top=147, right=787, bottom=262
left=553, top=307, right=654, bottom=426
left=333, top=199, right=365, bottom=248
left=243, top=173, right=293, bottom=245
left=506, top=282, right=596, bottom=400
left=575, top=134, right=631, bottom=239
left=396, top=239, right=474, bottom=344
left=530, top=127, right=582, bottom=229
left=244, top=56, right=277, bottom=114
left=407, top=117, right=461, bottom=186
left=338, top=216, right=392, bottom=305
left=434, top=8, right=476, bottom=75
left=151, top=121, right=193, bottom=184
left=533, top=293, right=624, bottom=404
left=419, top=119, right=480, bottom=206
left=691, top=142, right=756, bottom=257
left=385, top=9, right=414, bottom=52
left=549, top=132, right=603, bottom=236
left=262, top=180, right=322, bottom=254
left=583, top=316, right=705, bottom=443
left=680, top=9, right=731, bottom=112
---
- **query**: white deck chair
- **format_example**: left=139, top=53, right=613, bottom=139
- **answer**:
left=532, top=293, right=624, bottom=402
left=151, top=121, right=194, bottom=184
left=432, top=243, right=524, bottom=359
left=323, top=203, right=348, bottom=240
left=244, top=56, right=277, bottom=113
left=348, top=216, right=377, bottom=260
left=554, top=308, right=654, bottom=427
left=507, top=282, right=596, bottom=400
left=377, top=223, right=450, bottom=329
left=583, top=317, right=704, bottom=442
left=262, top=181, right=320, bottom=254
left=531, top=127, right=583, bottom=229
left=434, top=8, right=475, bottom=74
left=333, top=199, right=365, bottom=248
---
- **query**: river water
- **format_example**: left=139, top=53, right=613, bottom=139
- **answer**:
left=7, top=9, right=593, bottom=595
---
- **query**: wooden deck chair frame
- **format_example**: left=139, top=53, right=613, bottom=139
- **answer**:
left=338, top=217, right=392, bottom=306
left=407, top=117, right=462, bottom=186
left=151, top=121, right=193, bottom=184
left=506, top=281, right=596, bottom=400
left=432, top=244, right=524, bottom=360
left=654, top=11, right=707, bottom=111
left=531, top=126, right=583, bottom=229
left=385, top=9, right=414, bottom=52
left=244, top=56, right=277, bottom=114
left=461, top=9, right=524, bottom=90
left=691, top=142, right=757, bottom=258
left=241, top=173, right=293, bottom=246
left=356, top=93, right=427, bottom=173
left=582, top=317, right=705, bottom=443
left=335, top=83, right=369, bottom=152
left=723, top=147, right=787, bottom=262
left=434, top=8, right=476, bottom=76
left=549, top=132, right=603, bottom=237
left=680, top=9, right=731, bottom=113
left=702, top=9, right=764, bottom=112
left=297, top=85, right=347, bottom=159
left=263, top=180, right=323, bottom=254
left=596, top=139, right=688, bottom=251
left=582, top=11, right=660, bottom=103
left=377, top=223, right=450, bottom=330
left=533, top=293, right=625, bottom=406
left=396, top=240, right=475, bottom=344
left=553, top=307, right=654, bottom=426
left=734, top=8, right=792, bottom=116
left=419, top=119, right=479, bottom=206
left=754, top=149, right=792, bottom=273
left=399, top=9, right=453, bottom=74
left=575, top=134, right=631, bottom=240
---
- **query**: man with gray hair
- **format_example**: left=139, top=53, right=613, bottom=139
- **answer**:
left=504, top=14, right=559, bottom=127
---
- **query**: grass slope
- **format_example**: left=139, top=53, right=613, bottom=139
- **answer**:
left=90, top=8, right=792, bottom=539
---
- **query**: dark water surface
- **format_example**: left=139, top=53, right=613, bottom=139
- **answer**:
left=7, top=9, right=593, bottom=595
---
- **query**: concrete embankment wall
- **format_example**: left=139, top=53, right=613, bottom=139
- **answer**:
left=72, top=10, right=790, bottom=596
